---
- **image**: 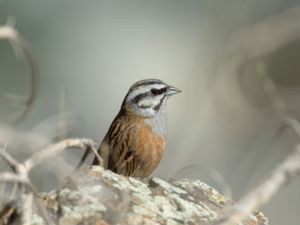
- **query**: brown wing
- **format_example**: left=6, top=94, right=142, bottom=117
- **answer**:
left=106, top=121, right=142, bottom=176
left=92, top=114, right=128, bottom=168
left=111, top=149, right=142, bottom=176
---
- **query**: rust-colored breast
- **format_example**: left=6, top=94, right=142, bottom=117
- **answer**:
left=133, top=121, right=166, bottom=177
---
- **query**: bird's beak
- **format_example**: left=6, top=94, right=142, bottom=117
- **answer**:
left=166, top=85, right=182, bottom=96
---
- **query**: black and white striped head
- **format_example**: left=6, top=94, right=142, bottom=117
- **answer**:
left=123, top=79, right=181, bottom=117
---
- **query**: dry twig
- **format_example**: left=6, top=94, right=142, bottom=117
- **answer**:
left=218, top=62, right=300, bottom=225
left=0, top=19, right=38, bottom=124
left=218, top=145, right=300, bottom=225
left=216, top=6, right=300, bottom=225
left=0, top=138, right=100, bottom=225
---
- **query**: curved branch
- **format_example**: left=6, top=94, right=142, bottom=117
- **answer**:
left=0, top=23, right=38, bottom=124
left=23, top=138, right=100, bottom=171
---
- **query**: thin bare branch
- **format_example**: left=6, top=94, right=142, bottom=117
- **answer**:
left=0, top=148, right=19, bottom=172
left=0, top=172, right=28, bottom=186
left=59, top=89, right=68, bottom=140
left=23, top=138, right=99, bottom=171
left=219, top=61, right=300, bottom=224
left=256, top=62, right=300, bottom=140
left=219, top=146, right=300, bottom=225
left=17, top=35, right=38, bottom=123
left=0, top=183, right=6, bottom=208
left=0, top=20, right=103, bottom=225
left=0, top=138, right=101, bottom=225
left=0, top=171, right=50, bottom=225
left=0, top=22, right=38, bottom=124
left=21, top=193, right=33, bottom=225
left=218, top=63, right=300, bottom=225
left=217, top=7, right=300, bottom=225
left=9, top=183, right=19, bottom=202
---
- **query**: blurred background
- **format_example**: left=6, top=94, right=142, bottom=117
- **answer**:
left=1, top=0, right=300, bottom=224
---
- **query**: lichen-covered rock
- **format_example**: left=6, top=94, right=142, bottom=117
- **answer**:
left=34, top=166, right=268, bottom=225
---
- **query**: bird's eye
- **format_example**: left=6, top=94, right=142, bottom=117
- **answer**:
left=151, top=87, right=167, bottom=95
left=151, top=88, right=160, bottom=95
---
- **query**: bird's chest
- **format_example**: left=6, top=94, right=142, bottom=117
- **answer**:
left=135, top=122, right=166, bottom=170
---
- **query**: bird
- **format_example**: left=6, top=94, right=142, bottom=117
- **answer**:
left=87, top=79, right=181, bottom=177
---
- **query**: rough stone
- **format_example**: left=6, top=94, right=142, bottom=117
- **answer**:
left=32, top=166, right=268, bottom=225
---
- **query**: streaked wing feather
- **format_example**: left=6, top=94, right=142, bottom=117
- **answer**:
left=107, top=122, right=141, bottom=176
left=119, top=150, right=142, bottom=176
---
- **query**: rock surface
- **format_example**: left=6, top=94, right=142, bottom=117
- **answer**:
left=34, top=166, right=268, bottom=225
